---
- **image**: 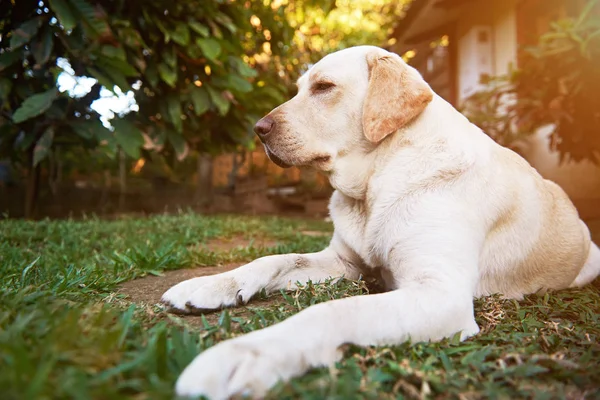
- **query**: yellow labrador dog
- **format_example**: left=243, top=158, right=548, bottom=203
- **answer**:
left=162, top=46, right=600, bottom=399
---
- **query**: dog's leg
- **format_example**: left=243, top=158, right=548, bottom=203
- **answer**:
left=174, top=270, right=480, bottom=399
left=161, top=237, right=361, bottom=312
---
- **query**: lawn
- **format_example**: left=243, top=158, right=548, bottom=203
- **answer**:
left=0, top=213, right=599, bottom=399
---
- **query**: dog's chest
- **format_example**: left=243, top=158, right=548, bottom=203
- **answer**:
left=329, top=191, right=385, bottom=268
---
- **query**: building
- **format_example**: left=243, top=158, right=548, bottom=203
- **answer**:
left=391, top=0, right=600, bottom=219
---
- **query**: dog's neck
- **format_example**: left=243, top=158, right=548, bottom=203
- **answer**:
left=327, top=150, right=376, bottom=200
left=326, top=95, right=469, bottom=201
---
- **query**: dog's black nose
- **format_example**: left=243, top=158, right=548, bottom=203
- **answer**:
left=254, top=116, right=274, bottom=141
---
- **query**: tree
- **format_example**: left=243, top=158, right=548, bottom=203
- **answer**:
left=461, top=0, right=600, bottom=164
left=0, top=0, right=294, bottom=217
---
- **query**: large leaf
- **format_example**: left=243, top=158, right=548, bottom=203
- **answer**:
left=112, top=119, right=144, bottom=159
left=33, top=127, right=55, bottom=166
left=0, top=49, right=23, bottom=72
left=48, top=0, right=77, bottom=31
left=12, top=89, right=59, bottom=124
left=10, top=19, right=41, bottom=49
left=168, top=134, right=189, bottom=161
left=207, top=86, right=230, bottom=116
left=189, top=86, right=211, bottom=116
left=158, top=64, right=177, bottom=88
left=31, top=27, right=54, bottom=66
left=171, top=24, right=190, bottom=46
left=95, top=126, right=118, bottom=158
left=196, top=38, right=222, bottom=62
left=166, top=95, right=182, bottom=133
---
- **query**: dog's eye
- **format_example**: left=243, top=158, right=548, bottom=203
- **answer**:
left=312, top=82, right=335, bottom=93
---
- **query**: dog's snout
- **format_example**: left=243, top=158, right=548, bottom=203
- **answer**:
left=254, top=116, right=275, bottom=140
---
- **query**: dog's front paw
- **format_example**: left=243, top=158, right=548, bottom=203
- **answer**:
left=161, top=274, right=246, bottom=313
left=175, top=332, right=339, bottom=399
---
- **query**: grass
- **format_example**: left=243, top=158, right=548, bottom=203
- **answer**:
left=0, top=212, right=599, bottom=399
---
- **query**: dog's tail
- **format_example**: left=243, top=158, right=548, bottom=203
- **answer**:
left=570, top=223, right=600, bottom=287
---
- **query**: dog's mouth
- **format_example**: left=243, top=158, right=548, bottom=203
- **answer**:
left=265, top=146, right=332, bottom=170
left=265, top=147, right=292, bottom=168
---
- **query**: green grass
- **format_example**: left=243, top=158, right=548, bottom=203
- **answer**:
left=0, top=212, right=599, bottom=399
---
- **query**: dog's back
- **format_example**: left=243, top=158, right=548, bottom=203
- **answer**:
left=476, top=142, right=597, bottom=298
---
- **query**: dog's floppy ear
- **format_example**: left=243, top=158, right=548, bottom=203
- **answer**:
left=362, top=52, right=433, bottom=143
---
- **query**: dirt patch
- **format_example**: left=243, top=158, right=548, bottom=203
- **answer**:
left=299, top=230, right=331, bottom=237
left=188, top=235, right=280, bottom=253
left=118, top=263, right=287, bottom=328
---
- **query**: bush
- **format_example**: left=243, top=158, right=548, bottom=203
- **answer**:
left=462, top=0, right=600, bottom=164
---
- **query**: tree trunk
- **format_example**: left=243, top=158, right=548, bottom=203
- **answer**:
left=118, top=148, right=127, bottom=212
left=195, top=152, right=213, bottom=207
left=24, top=152, right=41, bottom=220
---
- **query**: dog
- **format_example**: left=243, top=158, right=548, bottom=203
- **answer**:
left=162, top=45, right=600, bottom=399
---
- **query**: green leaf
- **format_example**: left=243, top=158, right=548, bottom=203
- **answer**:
left=227, top=75, right=253, bottom=93
left=119, top=27, right=145, bottom=49
left=71, top=120, right=108, bottom=140
left=166, top=95, right=182, bottom=133
left=153, top=17, right=171, bottom=43
left=0, top=78, right=12, bottom=102
left=168, top=134, right=189, bottom=161
left=33, top=127, right=54, bottom=166
left=112, top=119, right=144, bottom=159
left=97, top=65, right=130, bottom=92
left=101, top=45, right=127, bottom=61
left=95, top=126, right=118, bottom=157
left=163, top=49, right=177, bottom=68
left=31, top=27, right=54, bottom=66
left=232, top=57, right=257, bottom=78
left=10, top=19, right=41, bottom=49
left=215, top=13, right=237, bottom=34
left=196, top=38, right=222, bottom=62
left=96, top=56, right=138, bottom=77
left=48, top=0, right=77, bottom=31
left=158, top=64, right=177, bottom=88
left=69, top=0, right=110, bottom=38
left=207, top=86, right=230, bottom=116
left=87, top=67, right=116, bottom=92
left=12, top=88, right=59, bottom=124
left=0, top=49, right=23, bottom=72
left=171, top=24, right=190, bottom=46
left=189, top=21, right=209, bottom=37
left=145, top=63, right=159, bottom=88
left=189, top=86, right=210, bottom=116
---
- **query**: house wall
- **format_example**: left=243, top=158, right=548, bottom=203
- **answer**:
left=454, top=0, right=600, bottom=219
left=454, top=0, right=519, bottom=102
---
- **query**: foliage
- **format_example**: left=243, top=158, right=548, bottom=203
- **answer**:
left=0, top=0, right=293, bottom=170
left=280, top=0, right=409, bottom=80
left=0, top=213, right=599, bottom=398
left=461, top=1, right=600, bottom=163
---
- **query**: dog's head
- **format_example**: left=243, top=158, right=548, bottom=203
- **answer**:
left=254, top=46, right=433, bottom=170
